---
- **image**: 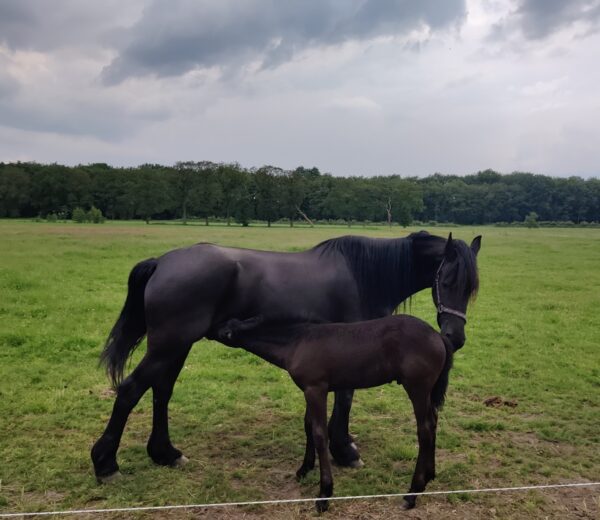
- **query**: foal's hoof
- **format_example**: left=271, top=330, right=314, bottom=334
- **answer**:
left=296, top=466, right=313, bottom=480
left=315, top=498, right=329, bottom=513
left=171, top=455, right=189, bottom=468
left=97, top=471, right=122, bottom=484
left=401, top=498, right=416, bottom=510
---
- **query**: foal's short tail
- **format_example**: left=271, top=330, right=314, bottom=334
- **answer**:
left=430, top=336, right=455, bottom=410
left=100, top=258, right=158, bottom=388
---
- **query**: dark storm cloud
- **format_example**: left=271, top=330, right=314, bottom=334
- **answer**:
left=101, top=0, right=466, bottom=84
left=493, top=0, right=600, bottom=40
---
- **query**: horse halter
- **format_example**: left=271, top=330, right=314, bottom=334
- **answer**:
left=434, top=258, right=468, bottom=323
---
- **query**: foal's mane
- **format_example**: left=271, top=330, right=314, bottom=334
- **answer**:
left=313, top=235, right=415, bottom=317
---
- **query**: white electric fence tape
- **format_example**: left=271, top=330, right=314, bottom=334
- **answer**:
left=0, top=481, right=598, bottom=518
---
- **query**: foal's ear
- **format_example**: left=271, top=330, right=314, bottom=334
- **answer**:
left=444, top=233, right=456, bottom=259
left=470, top=235, right=482, bottom=256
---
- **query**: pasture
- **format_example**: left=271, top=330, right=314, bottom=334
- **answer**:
left=0, top=220, right=598, bottom=519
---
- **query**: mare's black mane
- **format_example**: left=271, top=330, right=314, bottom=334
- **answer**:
left=313, top=234, right=415, bottom=317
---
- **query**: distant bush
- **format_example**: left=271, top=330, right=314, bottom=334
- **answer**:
left=72, top=207, right=87, bottom=223
left=46, top=213, right=58, bottom=222
left=524, top=211, right=539, bottom=228
left=87, top=206, right=105, bottom=223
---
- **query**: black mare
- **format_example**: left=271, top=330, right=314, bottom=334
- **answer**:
left=91, top=231, right=468, bottom=481
left=218, top=234, right=481, bottom=511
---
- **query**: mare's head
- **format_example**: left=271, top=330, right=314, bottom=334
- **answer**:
left=433, top=233, right=481, bottom=350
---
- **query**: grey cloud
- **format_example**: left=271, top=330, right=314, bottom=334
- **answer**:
left=0, top=93, right=167, bottom=141
left=519, top=0, right=600, bottom=39
left=0, top=69, right=19, bottom=101
left=493, top=0, right=600, bottom=41
left=0, top=0, right=143, bottom=51
left=102, top=0, right=466, bottom=84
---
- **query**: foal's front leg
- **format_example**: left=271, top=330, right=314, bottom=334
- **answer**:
left=296, top=408, right=315, bottom=479
left=402, top=388, right=437, bottom=510
left=304, top=385, right=333, bottom=512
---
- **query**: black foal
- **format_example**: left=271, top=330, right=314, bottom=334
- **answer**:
left=220, top=315, right=452, bottom=511
left=219, top=234, right=481, bottom=511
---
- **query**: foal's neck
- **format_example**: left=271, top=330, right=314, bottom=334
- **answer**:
left=236, top=330, right=298, bottom=370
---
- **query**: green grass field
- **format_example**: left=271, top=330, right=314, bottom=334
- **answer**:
left=0, top=221, right=598, bottom=519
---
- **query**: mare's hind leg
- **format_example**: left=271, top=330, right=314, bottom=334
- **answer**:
left=328, top=389, right=362, bottom=467
left=146, top=342, right=192, bottom=466
left=402, top=386, right=437, bottom=510
left=92, top=353, right=158, bottom=481
left=91, top=340, right=193, bottom=480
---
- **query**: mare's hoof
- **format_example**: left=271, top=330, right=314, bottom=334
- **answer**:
left=171, top=455, right=189, bottom=468
left=97, top=471, right=122, bottom=484
left=401, top=498, right=416, bottom=510
left=348, top=458, right=364, bottom=469
left=330, top=439, right=362, bottom=468
left=315, top=499, right=329, bottom=513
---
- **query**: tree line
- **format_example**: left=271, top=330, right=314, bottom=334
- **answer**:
left=0, top=161, right=598, bottom=226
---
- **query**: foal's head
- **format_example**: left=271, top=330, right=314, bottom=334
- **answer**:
left=433, top=233, right=481, bottom=350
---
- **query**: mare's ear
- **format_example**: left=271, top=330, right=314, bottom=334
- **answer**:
left=471, top=235, right=482, bottom=256
left=444, top=232, right=456, bottom=259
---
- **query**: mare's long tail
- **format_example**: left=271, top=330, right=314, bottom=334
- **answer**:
left=430, top=336, right=455, bottom=410
left=100, top=258, right=158, bottom=388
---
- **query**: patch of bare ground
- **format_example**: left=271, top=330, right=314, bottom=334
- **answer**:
left=506, top=430, right=576, bottom=457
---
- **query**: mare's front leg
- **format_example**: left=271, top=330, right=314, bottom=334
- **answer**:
left=328, top=389, right=362, bottom=467
left=304, top=385, right=333, bottom=513
left=402, top=386, right=437, bottom=510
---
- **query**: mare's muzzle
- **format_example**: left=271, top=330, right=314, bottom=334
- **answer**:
left=438, top=314, right=466, bottom=351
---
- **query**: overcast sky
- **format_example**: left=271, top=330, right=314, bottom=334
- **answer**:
left=1, top=0, right=599, bottom=177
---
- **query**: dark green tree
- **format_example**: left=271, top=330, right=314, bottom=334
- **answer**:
left=216, top=163, right=247, bottom=226
left=0, top=164, right=31, bottom=217
left=279, top=169, right=307, bottom=226
left=190, top=162, right=223, bottom=225
left=131, top=165, right=173, bottom=223
left=254, top=166, right=282, bottom=227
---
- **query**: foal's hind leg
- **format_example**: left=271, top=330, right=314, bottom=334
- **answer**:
left=146, top=341, right=192, bottom=467
left=305, top=385, right=333, bottom=512
left=402, top=386, right=437, bottom=510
